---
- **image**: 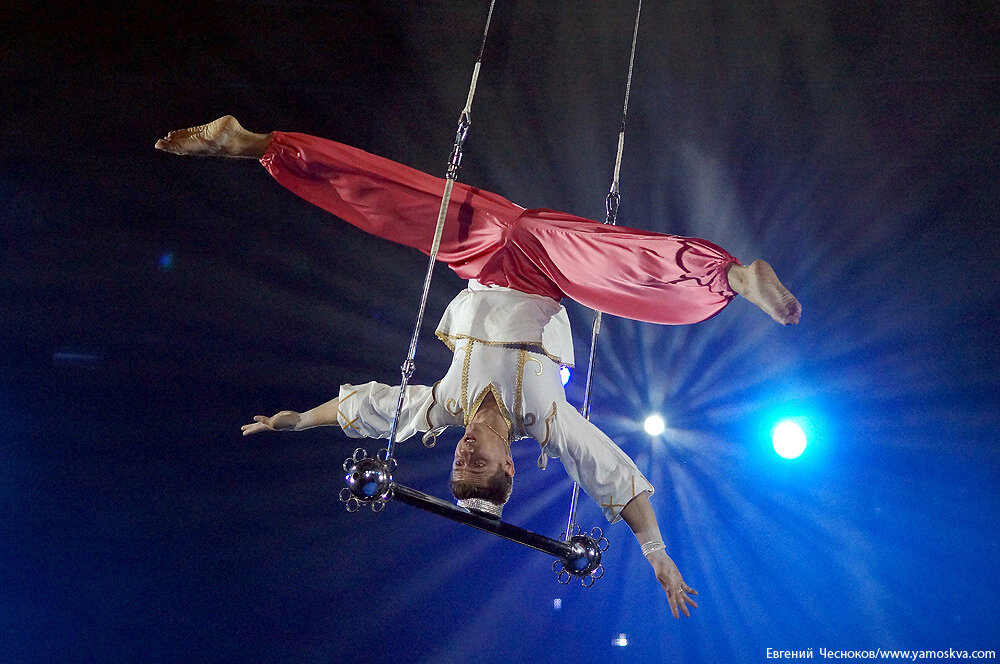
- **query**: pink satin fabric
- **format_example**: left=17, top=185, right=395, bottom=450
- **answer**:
left=262, top=131, right=739, bottom=325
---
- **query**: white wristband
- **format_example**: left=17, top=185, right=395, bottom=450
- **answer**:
left=641, top=540, right=667, bottom=557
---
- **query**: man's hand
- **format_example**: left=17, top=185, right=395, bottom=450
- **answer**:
left=647, top=550, right=699, bottom=619
left=241, top=410, right=302, bottom=436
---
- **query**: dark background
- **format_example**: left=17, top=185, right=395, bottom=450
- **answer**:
left=3, top=1, right=999, bottom=662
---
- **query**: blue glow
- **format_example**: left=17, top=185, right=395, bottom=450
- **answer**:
left=643, top=414, right=665, bottom=436
left=772, top=420, right=807, bottom=459
left=552, top=598, right=561, bottom=610
left=559, top=365, right=571, bottom=386
left=159, top=252, right=176, bottom=270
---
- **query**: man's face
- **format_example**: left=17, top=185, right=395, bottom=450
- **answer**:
left=451, top=411, right=514, bottom=489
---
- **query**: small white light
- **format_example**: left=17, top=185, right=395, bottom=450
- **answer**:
left=643, top=414, right=665, bottom=436
left=552, top=598, right=562, bottom=610
left=612, top=633, right=629, bottom=647
left=560, top=366, right=571, bottom=386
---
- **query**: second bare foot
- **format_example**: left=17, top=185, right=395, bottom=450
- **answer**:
left=727, top=260, right=802, bottom=325
left=154, top=115, right=270, bottom=158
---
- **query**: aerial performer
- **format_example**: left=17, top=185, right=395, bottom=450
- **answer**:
left=155, top=115, right=801, bottom=619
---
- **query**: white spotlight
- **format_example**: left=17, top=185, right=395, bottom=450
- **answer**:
left=643, top=414, right=665, bottom=436
left=612, top=633, right=629, bottom=647
left=772, top=420, right=807, bottom=459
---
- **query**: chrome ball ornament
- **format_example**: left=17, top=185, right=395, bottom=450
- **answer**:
left=553, top=526, right=609, bottom=586
left=339, top=448, right=394, bottom=512
left=563, top=534, right=602, bottom=575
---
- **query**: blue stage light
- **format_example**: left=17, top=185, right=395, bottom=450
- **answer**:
left=643, top=414, right=666, bottom=436
left=560, top=365, right=571, bottom=386
left=772, top=420, right=807, bottom=459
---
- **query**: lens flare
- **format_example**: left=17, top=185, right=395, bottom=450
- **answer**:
left=643, top=414, right=666, bottom=436
left=772, top=420, right=807, bottom=459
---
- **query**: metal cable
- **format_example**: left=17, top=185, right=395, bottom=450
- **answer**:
left=384, top=0, right=497, bottom=462
left=564, top=0, right=643, bottom=542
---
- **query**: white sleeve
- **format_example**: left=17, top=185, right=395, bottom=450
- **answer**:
left=336, top=381, right=451, bottom=442
left=337, top=381, right=434, bottom=440
left=537, top=403, right=654, bottom=524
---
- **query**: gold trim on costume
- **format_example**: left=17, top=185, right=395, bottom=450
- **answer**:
left=601, top=477, right=641, bottom=515
left=435, top=331, right=573, bottom=368
left=513, top=350, right=544, bottom=437
left=600, top=496, right=628, bottom=514
left=338, top=389, right=361, bottom=432
left=426, top=380, right=442, bottom=430
left=460, top=339, right=473, bottom=415
left=535, top=401, right=558, bottom=470
left=514, top=350, right=527, bottom=436
left=538, top=401, right=557, bottom=449
left=466, top=383, right=514, bottom=437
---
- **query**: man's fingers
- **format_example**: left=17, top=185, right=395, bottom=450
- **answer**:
left=668, top=592, right=680, bottom=619
left=684, top=594, right=699, bottom=609
left=684, top=584, right=698, bottom=596
left=241, top=423, right=265, bottom=436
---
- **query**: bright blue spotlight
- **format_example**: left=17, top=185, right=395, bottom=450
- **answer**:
left=560, top=366, right=571, bottom=386
left=772, top=420, right=807, bottom=459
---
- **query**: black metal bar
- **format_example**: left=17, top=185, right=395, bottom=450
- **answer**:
left=391, top=483, right=576, bottom=560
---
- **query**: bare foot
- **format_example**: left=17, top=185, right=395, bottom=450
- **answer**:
left=154, top=115, right=271, bottom=158
left=727, top=260, right=802, bottom=325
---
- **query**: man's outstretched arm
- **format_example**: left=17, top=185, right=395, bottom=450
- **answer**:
left=241, top=397, right=341, bottom=436
left=241, top=381, right=457, bottom=441
left=620, top=493, right=699, bottom=619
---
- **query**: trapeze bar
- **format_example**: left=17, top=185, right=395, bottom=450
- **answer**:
left=338, top=448, right=608, bottom=585
left=392, top=482, right=574, bottom=558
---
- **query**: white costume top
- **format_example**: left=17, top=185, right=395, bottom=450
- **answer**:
left=336, top=282, right=652, bottom=523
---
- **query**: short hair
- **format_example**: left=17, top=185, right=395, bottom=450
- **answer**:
left=449, top=464, right=513, bottom=505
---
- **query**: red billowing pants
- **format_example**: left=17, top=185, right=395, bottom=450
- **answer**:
left=261, top=131, right=739, bottom=325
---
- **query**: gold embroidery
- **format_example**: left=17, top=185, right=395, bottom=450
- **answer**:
left=514, top=351, right=544, bottom=437
left=435, top=331, right=573, bottom=368
left=425, top=380, right=442, bottom=430
left=460, top=339, right=473, bottom=416
left=337, top=389, right=360, bottom=432
left=602, top=478, right=640, bottom=515
left=600, top=496, right=628, bottom=513
left=435, top=331, right=457, bottom=352
left=445, top=398, right=462, bottom=416
left=523, top=413, right=536, bottom=427
left=535, top=402, right=558, bottom=471
left=514, top=350, right=527, bottom=436
left=538, top=401, right=558, bottom=448
left=467, top=383, right=514, bottom=436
